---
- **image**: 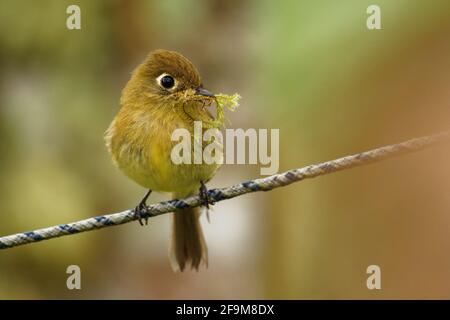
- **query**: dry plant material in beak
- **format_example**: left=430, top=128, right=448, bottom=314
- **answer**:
left=204, top=93, right=241, bottom=129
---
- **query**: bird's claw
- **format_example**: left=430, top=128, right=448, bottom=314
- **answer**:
left=134, top=203, right=149, bottom=226
left=199, top=182, right=215, bottom=209
left=134, top=189, right=152, bottom=226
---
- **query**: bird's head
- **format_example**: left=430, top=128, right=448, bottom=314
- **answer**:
left=122, top=49, right=215, bottom=109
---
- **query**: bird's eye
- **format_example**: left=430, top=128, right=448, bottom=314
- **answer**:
left=159, top=75, right=175, bottom=89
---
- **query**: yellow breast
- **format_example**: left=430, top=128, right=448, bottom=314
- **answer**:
left=105, top=104, right=220, bottom=195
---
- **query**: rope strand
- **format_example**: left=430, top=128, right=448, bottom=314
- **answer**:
left=1, top=131, right=449, bottom=249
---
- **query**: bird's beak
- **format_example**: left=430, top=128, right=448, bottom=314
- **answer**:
left=195, top=87, right=215, bottom=97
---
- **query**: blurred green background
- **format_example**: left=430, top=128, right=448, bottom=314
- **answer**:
left=0, top=0, right=449, bottom=299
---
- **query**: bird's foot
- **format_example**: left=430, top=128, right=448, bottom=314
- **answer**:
left=134, top=190, right=152, bottom=226
left=199, top=181, right=215, bottom=209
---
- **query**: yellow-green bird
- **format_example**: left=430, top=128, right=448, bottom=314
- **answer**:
left=105, top=49, right=220, bottom=271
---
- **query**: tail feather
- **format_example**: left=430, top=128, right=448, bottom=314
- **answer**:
left=169, top=195, right=208, bottom=272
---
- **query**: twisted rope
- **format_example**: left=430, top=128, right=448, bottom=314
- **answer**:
left=1, top=131, right=449, bottom=249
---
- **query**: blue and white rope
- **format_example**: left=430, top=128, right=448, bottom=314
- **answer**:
left=0, top=131, right=449, bottom=249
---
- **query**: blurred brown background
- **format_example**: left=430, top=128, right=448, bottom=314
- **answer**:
left=0, top=0, right=449, bottom=299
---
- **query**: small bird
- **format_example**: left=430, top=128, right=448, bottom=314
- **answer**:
left=105, top=49, right=220, bottom=271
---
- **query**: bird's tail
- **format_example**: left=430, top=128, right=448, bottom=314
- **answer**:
left=169, top=191, right=208, bottom=272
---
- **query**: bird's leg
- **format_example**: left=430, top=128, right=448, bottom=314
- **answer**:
left=134, top=189, right=152, bottom=226
left=199, top=181, right=215, bottom=209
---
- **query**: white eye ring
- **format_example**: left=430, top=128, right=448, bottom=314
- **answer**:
left=156, top=73, right=177, bottom=90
